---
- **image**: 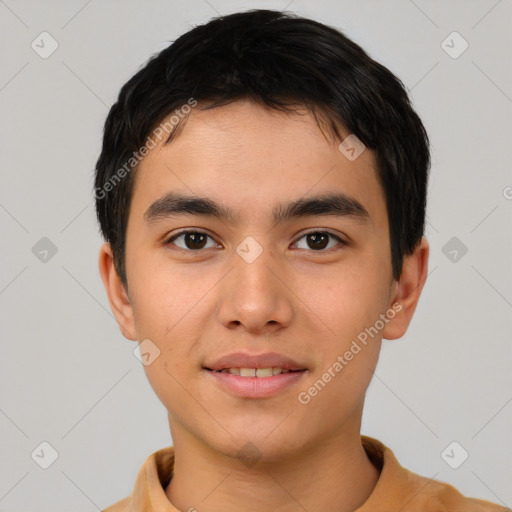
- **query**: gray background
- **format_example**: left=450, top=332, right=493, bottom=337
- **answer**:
left=1, top=0, right=511, bottom=510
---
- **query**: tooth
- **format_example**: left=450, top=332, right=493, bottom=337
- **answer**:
left=256, top=368, right=273, bottom=377
left=218, top=367, right=294, bottom=377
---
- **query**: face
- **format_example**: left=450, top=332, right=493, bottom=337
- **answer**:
left=101, top=99, right=425, bottom=463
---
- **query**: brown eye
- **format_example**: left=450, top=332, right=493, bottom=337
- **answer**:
left=167, top=231, right=218, bottom=251
left=294, top=231, right=346, bottom=251
left=306, top=233, right=329, bottom=250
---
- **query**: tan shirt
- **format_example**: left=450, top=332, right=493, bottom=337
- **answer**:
left=102, top=435, right=509, bottom=511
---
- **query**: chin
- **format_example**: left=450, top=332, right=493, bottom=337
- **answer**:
left=207, top=424, right=309, bottom=464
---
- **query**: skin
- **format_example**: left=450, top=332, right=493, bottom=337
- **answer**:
left=99, top=99, right=429, bottom=512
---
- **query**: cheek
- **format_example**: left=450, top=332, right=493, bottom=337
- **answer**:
left=301, top=264, right=387, bottom=339
left=128, top=267, right=212, bottom=382
left=129, top=261, right=199, bottom=335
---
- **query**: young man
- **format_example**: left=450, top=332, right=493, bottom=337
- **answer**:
left=95, top=9, right=508, bottom=512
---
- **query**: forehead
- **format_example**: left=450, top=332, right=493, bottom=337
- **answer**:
left=129, top=100, right=386, bottom=229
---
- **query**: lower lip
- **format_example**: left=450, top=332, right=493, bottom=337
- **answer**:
left=204, top=369, right=307, bottom=399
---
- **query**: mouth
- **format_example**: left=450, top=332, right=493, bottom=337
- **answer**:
left=204, top=367, right=306, bottom=377
left=202, top=352, right=309, bottom=398
left=203, top=367, right=308, bottom=399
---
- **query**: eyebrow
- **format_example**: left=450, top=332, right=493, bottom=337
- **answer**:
left=143, top=191, right=370, bottom=225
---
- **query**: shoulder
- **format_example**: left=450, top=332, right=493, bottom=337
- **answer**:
left=361, top=436, right=509, bottom=512
left=101, top=495, right=131, bottom=512
left=399, top=468, right=509, bottom=511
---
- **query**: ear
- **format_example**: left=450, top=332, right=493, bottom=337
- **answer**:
left=98, top=242, right=137, bottom=341
left=382, top=236, right=429, bottom=340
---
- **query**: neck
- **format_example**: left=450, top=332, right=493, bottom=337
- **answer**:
left=165, top=404, right=380, bottom=512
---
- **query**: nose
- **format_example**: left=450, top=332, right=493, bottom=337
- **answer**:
left=215, top=242, right=294, bottom=335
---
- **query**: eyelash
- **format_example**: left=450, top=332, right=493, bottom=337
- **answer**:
left=165, top=229, right=348, bottom=252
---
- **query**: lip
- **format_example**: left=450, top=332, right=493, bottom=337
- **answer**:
left=204, top=368, right=308, bottom=399
left=203, top=351, right=307, bottom=372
